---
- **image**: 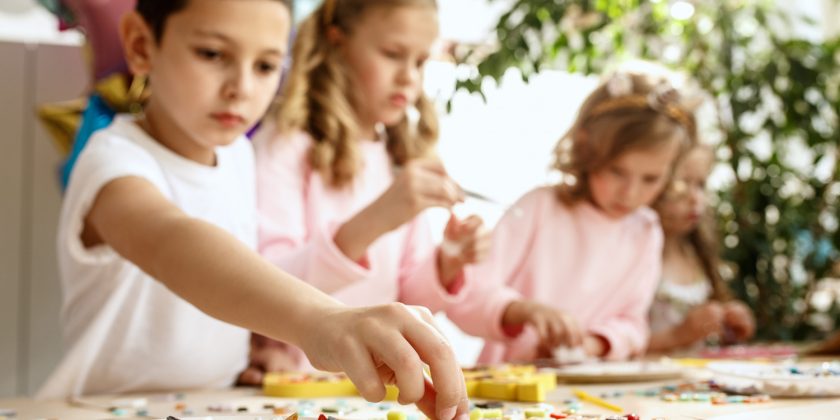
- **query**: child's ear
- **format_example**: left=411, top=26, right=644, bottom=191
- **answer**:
left=325, top=25, right=344, bottom=46
left=120, top=11, right=156, bottom=77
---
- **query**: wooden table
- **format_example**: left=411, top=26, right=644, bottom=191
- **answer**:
left=2, top=381, right=838, bottom=420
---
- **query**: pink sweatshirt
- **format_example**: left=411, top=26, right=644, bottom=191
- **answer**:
left=253, top=125, right=467, bottom=313
left=446, top=187, right=663, bottom=363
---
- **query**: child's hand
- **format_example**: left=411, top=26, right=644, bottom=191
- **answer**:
left=438, top=213, right=491, bottom=286
left=373, top=160, right=464, bottom=233
left=334, top=160, right=464, bottom=262
left=236, top=334, right=299, bottom=386
left=301, top=303, right=469, bottom=420
left=503, top=300, right=584, bottom=350
left=723, top=300, right=756, bottom=342
left=680, top=302, right=725, bottom=344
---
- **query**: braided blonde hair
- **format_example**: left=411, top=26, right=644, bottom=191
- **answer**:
left=275, top=0, right=439, bottom=188
left=553, top=70, right=699, bottom=204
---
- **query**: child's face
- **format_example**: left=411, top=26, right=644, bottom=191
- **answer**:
left=588, top=140, right=681, bottom=219
left=656, top=147, right=714, bottom=235
left=339, top=4, right=438, bottom=131
left=143, top=0, right=289, bottom=151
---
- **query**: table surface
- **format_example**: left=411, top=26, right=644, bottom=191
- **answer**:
left=2, top=364, right=839, bottom=419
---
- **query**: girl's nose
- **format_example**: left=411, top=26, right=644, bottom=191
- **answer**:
left=398, top=62, right=420, bottom=86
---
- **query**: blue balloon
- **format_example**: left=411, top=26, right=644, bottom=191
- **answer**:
left=61, top=95, right=115, bottom=190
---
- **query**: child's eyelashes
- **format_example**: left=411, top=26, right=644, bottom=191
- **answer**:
left=256, top=60, right=280, bottom=74
left=609, top=167, right=626, bottom=178
left=194, top=47, right=226, bottom=62
left=382, top=49, right=404, bottom=60
left=192, top=46, right=281, bottom=76
left=643, top=175, right=662, bottom=184
left=607, top=167, right=662, bottom=185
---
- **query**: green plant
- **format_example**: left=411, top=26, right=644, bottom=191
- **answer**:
left=456, top=0, right=840, bottom=340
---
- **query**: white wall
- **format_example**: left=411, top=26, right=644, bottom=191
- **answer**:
left=0, top=1, right=86, bottom=399
left=0, top=40, right=86, bottom=398
left=0, top=40, right=27, bottom=400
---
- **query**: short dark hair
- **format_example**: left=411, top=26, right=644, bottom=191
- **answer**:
left=136, top=0, right=292, bottom=41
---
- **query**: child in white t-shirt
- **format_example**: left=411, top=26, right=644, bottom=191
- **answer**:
left=38, top=2, right=469, bottom=419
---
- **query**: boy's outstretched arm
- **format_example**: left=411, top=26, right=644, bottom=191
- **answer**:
left=84, top=176, right=469, bottom=420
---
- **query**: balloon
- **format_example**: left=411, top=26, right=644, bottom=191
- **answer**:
left=60, top=94, right=116, bottom=189
left=62, top=0, right=136, bottom=81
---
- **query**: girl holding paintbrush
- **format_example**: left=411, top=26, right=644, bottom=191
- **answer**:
left=243, top=0, right=491, bottom=380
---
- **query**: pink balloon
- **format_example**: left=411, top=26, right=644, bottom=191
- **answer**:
left=62, top=0, right=136, bottom=81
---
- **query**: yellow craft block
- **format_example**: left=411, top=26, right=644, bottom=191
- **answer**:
left=532, top=372, right=557, bottom=390
left=516, top=381, right=546, bottom=403
left=524, top=408, right=547, bottom=418
left=477, top=380, right=518, bottom=400
left=507, top=365, right=536, bottom=375
left=481, top=408, right=503, bottom=418
left=384, top=384, right=400, bottom=401
left=387, top=411, right=407, bottom=420
left=465, top=379, right=480, bottom=398
left=263, top=372, right=358, bottom=398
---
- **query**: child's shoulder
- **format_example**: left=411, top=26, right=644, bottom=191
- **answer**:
left=516, top=186, right=558, bottom=207
left=626, top=206, right=663, bottom=245
left=512, top=186, right=575, bottom=219
left=80, top=115, right=159, bottom=165
left=625, top=206, right=660, bottom=232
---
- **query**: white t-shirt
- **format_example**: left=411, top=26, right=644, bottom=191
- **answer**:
left=38, top=115, right=254, bottom=398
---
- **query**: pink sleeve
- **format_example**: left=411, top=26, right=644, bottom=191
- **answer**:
left=444, top=190, right=543, bottom=342
left=589, top=220, right=664, bottom=360
left=397, top=214, right=470, bottom=313
left=254, top=128, right=370, bottom=294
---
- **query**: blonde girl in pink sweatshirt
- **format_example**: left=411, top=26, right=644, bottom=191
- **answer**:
left=447, top=70, right=699, bottom=363
left=243, top=0, right=490, bottom=381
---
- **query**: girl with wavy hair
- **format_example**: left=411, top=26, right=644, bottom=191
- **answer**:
left=446, top=68, right=700, bottom=363
left=244, top=0, right=490, bottom=380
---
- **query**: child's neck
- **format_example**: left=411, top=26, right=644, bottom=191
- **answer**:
left=141, top=102, right=216, bottom=166
left=359, top=123, right=377, bottom=141
left=663, top=232, right=692, bottom=257
left=662, top=232, right=706, bottom=285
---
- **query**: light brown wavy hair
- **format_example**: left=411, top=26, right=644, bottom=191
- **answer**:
left=654, top=145, right=731, bottom=301
left=553, top=71, right=699, bottom=204
left=275, top=0, right=439, bottom=188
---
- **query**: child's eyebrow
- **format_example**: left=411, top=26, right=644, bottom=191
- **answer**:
left=191, top=29, right=234, bottom=42
left=191, top=29, right=286, bottom=56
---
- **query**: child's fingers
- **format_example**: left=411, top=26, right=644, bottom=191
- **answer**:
left=728, top=314, right=755, bottom=339
left=371, top=333, right=425, bottom=405
left=412, top=376, right=443, bottom=420
left=564, top=316, right=584, bottom=347
left=414, top=171, right=463, bottom=208
left=460, top=215, right=484, bottom=232
left=532, top=316, right=550, bottom=344
left=413, top=162, right=465, bottom=205
left=399, top=311, right=468, bottom=420
left=459, top=235, right=492, bottom=262
left=544, top=316, right=564, bottom=349
left=340, top=341, right=387, bottom=402
left=407, top=305, right=450, bottom=339
left=555, top=316, right=574, bottom=348
left=443, top=212, right=462, bottom=238
left=235, top=365, right=264, bottom=386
